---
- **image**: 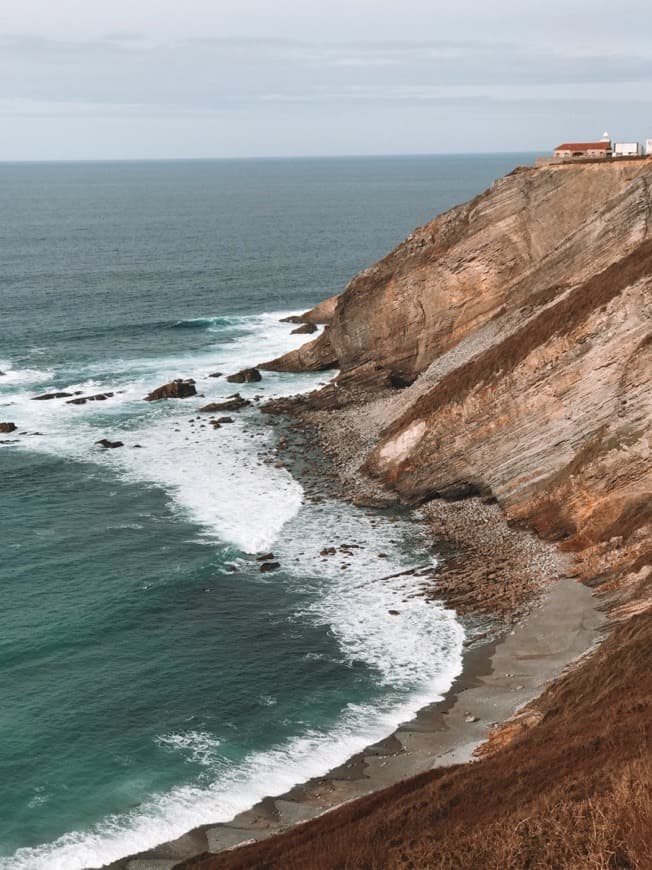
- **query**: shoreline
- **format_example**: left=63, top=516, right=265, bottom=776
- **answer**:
left=106, top=576, right=605, bottom=870
left=102, top=404, right=607, bottom=870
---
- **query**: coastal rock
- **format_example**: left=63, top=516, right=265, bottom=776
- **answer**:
left=291, top=323, right=318, bottom=335
left=292, top=159, right=651, bottom=611
left=95, top=438, right=124, bottom=449
left=280, top=294, right=339, bottom=326
left=0, top=422, right=17, bottom=433
left=32, top=391, right=73, bottom=400
left=144, top=379, right=197, bottom=401
left=226, top=367, right=262, bottom=383
left=208, top=372, right=223, bottom=378
left=66, top=392, right=114, bottom=405
left=259, top=330, right=338, bottom=373
left=259, top=561, right=280, bottom=573
left=199, top=394, right=252, bottom=413
left=216, top=416, right=234, bottom=424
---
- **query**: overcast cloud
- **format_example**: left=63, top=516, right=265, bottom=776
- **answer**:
left=1, top=0, right=651, bottom=159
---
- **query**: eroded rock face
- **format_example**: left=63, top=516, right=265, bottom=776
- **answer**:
left=259, top=330, right=337, bottom=372
left=301, top=159, right=652, bottom=590
left=327, top=161, right=652, bottom=382
left=280, top=294, right=339, bottom=326
left=144, top=379, right=196, bottom=401
left=291, top=323, right=318, bottom=335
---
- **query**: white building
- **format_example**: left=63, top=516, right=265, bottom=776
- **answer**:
left=646, top=139, right=652, bottom=156
left=613, top=142, right=641, bottom=157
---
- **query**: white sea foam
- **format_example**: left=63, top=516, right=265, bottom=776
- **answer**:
left=3, top=664, right=460, bottom=870
left=1, top=310, right=465, bottom=870
left=1, top=312, right=323, bottom=551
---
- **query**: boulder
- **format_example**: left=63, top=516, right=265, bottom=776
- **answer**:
left=208, top=372, right=223, bottom=378
left=256, top=553, right=275, bottom=561
left=95, top=438, right=124, bottom=449
left=226, top=367, right=262, bottom=384
left=145, top=379, right=196, bottom=401
left=216, top=416, right=234, bottom=424
left=0, top=422, right=17, bottom=433
left=32, top=391, right=73, bottom=400
left=199, top=394, right=252, bottom=413
left=259, top=561, right=281, bottom=573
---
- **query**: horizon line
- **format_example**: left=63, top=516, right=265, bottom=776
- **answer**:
left=0, top=149, right=543, bottom=165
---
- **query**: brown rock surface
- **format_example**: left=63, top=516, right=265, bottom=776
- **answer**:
left=277, top=160, right=652, bottom=600
left=199, top=394, right=252, bottom=413
left=259, top=330, right=337, bottom=372
left=0, top=422, right=17, bottom=433
left=280, top=294, right=339, bottom=326
left=291, top=322, right=318, bottom=335
left=226, top=368, right=262, bottom=384
left=145, top=379, right=197, bottom=401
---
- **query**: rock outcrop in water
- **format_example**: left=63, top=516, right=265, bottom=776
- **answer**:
left=144, top=379, right=197, bottom=401
left=0, top=422, right=17, bottom=433
left=226, top=367, right=262, bottom=383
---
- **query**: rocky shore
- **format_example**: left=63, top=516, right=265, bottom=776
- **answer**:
left=102, top=158, right=650, bottom=869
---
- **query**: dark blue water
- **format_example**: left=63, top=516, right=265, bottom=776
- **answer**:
left=0, top=154, right=532, bottom=868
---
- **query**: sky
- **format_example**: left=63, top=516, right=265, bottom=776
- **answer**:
left=1, top=0, right=651, bottom=160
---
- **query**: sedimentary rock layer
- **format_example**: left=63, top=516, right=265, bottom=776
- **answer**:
left=274, top=159, right=652, bottom=593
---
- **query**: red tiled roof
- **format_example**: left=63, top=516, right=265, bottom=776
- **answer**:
left=555, top=141, right=610, bottom=151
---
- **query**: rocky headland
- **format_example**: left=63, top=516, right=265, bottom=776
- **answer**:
left=108, top=159, right=651, bottom=870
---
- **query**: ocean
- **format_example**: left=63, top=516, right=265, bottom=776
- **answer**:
left=0, top=154, right=531, bottom=869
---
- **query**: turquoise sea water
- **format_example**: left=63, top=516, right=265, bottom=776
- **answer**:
left=0, top=154, right=532, bottom=868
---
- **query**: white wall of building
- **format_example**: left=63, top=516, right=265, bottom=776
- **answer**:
left=646, top=139, right=652, bottom=156
left=613, top=142, right=640, bottom=157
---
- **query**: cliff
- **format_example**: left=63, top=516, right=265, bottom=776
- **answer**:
left=183, top=160, right=651, bottom=870
left=264, top=159, right=652, bottom=596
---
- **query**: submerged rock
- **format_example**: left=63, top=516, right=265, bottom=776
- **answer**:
left=259, top=561, right=280, bottom=573
left=144, top=379, right=197, bottom=401
left=199, top=394, right=252, bottom=413
left=0, top=422, right=17, bottom=433
left=226, top=367, right=262, bottom=384
left=67, top=392, right=114, bottom=405
left=32, top=391, right=73, bottom=400
left=208, top=372, right=223, bottom=378
left=95, top=438, right=124, bottom=449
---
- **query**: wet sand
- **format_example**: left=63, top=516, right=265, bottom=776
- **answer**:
left=104, top=576, right=605, bottom=870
